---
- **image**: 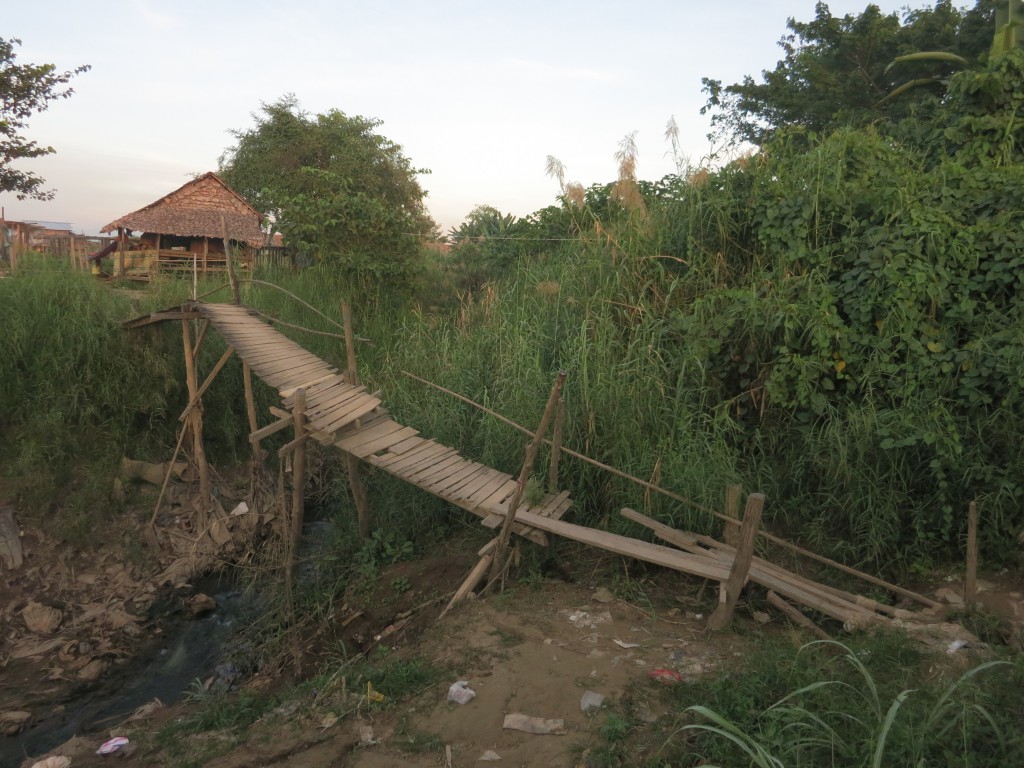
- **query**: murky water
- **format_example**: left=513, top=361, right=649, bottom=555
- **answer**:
left=1, top=581, right=255, bottom=768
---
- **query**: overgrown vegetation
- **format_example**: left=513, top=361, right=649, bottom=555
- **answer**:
left=679, top=636, right=1023, bottom=767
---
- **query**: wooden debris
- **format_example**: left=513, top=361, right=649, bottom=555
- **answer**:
left=709, top=493, right=764, bottom=631
left=767, top=591, right=832, bottom=641
left=0, top=508, right=23, bottom=570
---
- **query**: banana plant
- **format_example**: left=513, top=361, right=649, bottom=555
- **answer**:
left=880, top=0, right=1022, bottom=106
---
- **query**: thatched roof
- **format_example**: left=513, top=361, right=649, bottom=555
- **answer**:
left=102, top=172, right=263, bottom=246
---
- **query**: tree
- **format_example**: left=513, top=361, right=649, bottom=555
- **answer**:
left=1, top=37, right=89, bottom=200
left=701, top=2, right=995, bottom=147
left=219, top=95, right=436, bottom=289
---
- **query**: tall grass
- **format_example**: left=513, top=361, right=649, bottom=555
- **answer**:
left=678, top=637, right=1022, bottom=767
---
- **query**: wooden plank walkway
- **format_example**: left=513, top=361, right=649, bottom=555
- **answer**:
left=189, top=302, right=571, bottom=543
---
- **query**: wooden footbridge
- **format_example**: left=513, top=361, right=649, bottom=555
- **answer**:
left=131, top=299, right=950, bottom=634
left=133, top=301, right=573, bottom=547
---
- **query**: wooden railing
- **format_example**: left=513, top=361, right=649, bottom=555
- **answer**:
left=112, top=249, right=254, bottom=278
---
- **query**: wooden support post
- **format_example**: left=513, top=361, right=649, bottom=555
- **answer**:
left=287, top=388, right=307, bottom=615
left=69, top=234, right=77, bottom=271
left=720, top=484, right=742, bottom=604
left=221, top=215, right=241, bottom=305
left=965, top=500, right=978, bottom=606
left=181, top=318, right=212, bottom=527
left=191, top=319, right=210, bottom=358
left=723, top=484, right=741, bottom=547
left=489, top=372, right=567, bottom=583
left=178, top=346, right=235, bottom=422
left=709, top=493, right=765, bottom=631
left=440, top=539, right=499, bottom=618
left=547, top=397, right=565, bottom=494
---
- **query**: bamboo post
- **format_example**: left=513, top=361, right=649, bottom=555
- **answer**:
left=69, top=234, right=76, bottom=271
left=287, top=388, right=307, bottom=611
left=178, top=346, right=235, bottom=422
left=723, top=484, right=741, bottom=547
left=965, top=500, right=978, bottom=606
left=181, top=318, right=212, bottom=528
left=709, top=493, right=765, bottom=631
left=341, top=300, right=372, bottom=537
left=489, top=372, right=567, bottom=583
left=547, top=397, right=565, bottom=494
left=243, top=361, right=259, bottom=461
left=221, top=215, right=240, bottom=304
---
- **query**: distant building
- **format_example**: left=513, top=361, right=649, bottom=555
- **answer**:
left=101, top=172, right=263, bottom=278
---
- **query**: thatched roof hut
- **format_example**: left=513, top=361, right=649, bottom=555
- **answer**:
left=102, top=172, right=263, bottom=247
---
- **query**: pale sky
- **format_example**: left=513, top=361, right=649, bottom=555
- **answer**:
left=5, top=1, right=911, bottom=236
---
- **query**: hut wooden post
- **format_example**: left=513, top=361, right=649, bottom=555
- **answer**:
left=489, top=372, right=567, bottom=584
left=221, top=215, right=241, bottom=304
left=118, top=227, right=126, bottom=280
left=202, top=238, right=209, bottom=276
left=547, top=397, right=565, bottom=494
left=965, top=501, right=978, bottom=606
left=69, top=234, right=77, bottom=271
left=709, top=493, right=765, bottom=631
left=341, top=300, right=371, bottom=538
left=181, top=317, right=212, bottom=529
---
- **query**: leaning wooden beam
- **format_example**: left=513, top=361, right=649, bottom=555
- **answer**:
left=505, top=510, right=730, bottom=581
left=440, top=542, right=498, bottom=618
left=620, top=507, right=882, bottom=628
left=767, top=591, right=832, bottom=641
left=709, top=494, right=765, bottom=631
left=401, top=370, right=936, bottom=607
left=489, top=372, right=567, bottom=583
left=179, top=346, right=236, bottom=422
left=148, top=423, right=189, bottom=532
left=250, top=416, right=292, bottom=443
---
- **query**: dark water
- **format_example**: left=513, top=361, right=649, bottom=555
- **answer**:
left=1, top=580, right=256, bottom=768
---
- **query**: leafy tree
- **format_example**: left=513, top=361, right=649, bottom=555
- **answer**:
left=447, top=205, right=525, bottom=290
left=0, top=37, right=89, bottom=200
left=701, top=2, right=995, bottom=146
left=219, top=95, right=436, bottom=290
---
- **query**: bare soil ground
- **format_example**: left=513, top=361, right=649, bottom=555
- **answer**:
left=6, top=484, right=1023, bottom=768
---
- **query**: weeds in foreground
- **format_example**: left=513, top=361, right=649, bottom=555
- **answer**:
left=678, top=639, right=1019, bottom=768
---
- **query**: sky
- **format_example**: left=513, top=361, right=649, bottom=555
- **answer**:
left=4, top=0, right=913, bottom=236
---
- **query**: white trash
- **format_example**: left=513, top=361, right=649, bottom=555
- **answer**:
left=448, top=680, right=476, bottom=705
left=580, top=690, right=605, bottom=712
